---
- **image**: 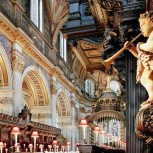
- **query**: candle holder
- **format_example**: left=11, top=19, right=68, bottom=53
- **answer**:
left=28, top=144, right=33, bottom=153
left=11, top=127, right=21, bottom=152
left=48, top=145, right=52, bottom=152
left=31, top=131, right=39, bottom=152
left=61, top=145, right=65, bottom=152
left=75, top=142, right=79, bottom=151
left=5, top=148, right=8, bottom=153
left=23, top=143, right=26, bottom=149
left=52, top=140, right=57, bottom=152
left=0, top=142, right=4, bottom=153
left=107, top=133, right=111, bottom=146
left=100, top=131, right=106, bottom=145
left=56, top=145, right=59, bottom=152
left=39, top=144, right=44, bottom=153
left=66, top=141, right=70, bottom=152
left=93, top=126, right=100, bottom=146
left=79, top=119, right=88, bottom=144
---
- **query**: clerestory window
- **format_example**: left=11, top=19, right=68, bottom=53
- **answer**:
left=59, top=32, right=67, bottom=62
left=85, top=79, right=95, bottom=98
left=30, top=0, right=43, bottom=32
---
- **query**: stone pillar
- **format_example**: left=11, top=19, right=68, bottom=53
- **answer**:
left=50, top=76, right=58, bottom=127
left=126, top=52, right=147, bottom=153
left=70, top=94, right=76, bottom=151
left=12, top=42, right=25, bottom=116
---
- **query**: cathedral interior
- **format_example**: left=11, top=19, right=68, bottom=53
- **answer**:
left=0, top=0, right=153, bottom=153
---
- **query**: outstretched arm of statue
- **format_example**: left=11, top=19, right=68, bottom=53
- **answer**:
left=124, top=41, right=138, bottom=58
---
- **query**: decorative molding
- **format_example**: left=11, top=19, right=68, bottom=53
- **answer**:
left=12, top=50, right=25, bottom=73
left=135, top=106, right=153, bottom=145
left=50, top=79, right=58, bottom=95
left=0, top=97, right=12, bottom=104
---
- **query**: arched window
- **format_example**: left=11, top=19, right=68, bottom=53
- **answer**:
left=30, top=0, right=43, bottom=32
left=85, top=79, right=95, bottom=98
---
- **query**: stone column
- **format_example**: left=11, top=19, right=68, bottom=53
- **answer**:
left=126, top=52, right=147, bottom=153
left=12, top=42, right=25, bottom=116
left=70, top=94, right=76, bottom=151
left=50, top=76, right=58, bottom=127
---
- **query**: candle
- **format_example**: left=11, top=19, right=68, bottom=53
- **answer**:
left=39, top=144, right=43, bottom=152
left=48, top=145, right=52, bottom=152
left=29, top=144, right=33, bottom=153
left=5, top=148, right=8, bottom=153
left=17, top=144, right=20, bottom=152
left=61, top=146, right=65, bottom=152
left=23, top=143, right=26, bottom=149
left=0, top=142, right=4, bottom=153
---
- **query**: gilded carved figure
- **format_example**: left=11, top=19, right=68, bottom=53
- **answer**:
left=125, top=11, right=153, bottom=110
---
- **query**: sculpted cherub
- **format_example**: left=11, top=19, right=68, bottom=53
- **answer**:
left=125, top=11, right=153, bottom=109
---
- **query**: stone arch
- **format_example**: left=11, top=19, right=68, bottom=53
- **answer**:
left=0, top=43, right=12, bottom=88
left=56, top=89, right=70, bottom=116
left=21, top=66, right=49, bottom=109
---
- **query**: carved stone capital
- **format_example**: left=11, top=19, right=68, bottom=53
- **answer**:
left=12, top=50, right=25, bottom=73
left=50, top=80, right=58, bottom=95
